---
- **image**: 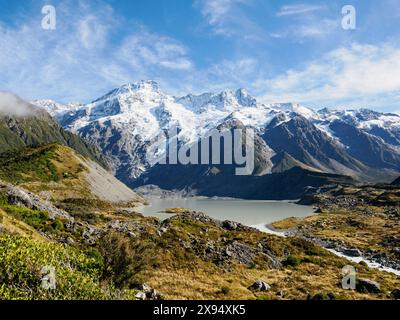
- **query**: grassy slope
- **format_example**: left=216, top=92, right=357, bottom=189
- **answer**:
left=272, top=185, right=400, bottom=259
left=0, top=144, right=92, bottom=199
left=0, top=113, right=108, bottom=169
left=0, top=145, right=399, bottom=300
left=0, top=191, right=137, bottom=300
left=1, top=188, right=399, bottom=300
left=126, top=216, right=400, bottom=300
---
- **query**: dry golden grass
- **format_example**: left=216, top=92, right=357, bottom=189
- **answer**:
left=0, top=208, right=46, bottom=241
left=270, top=217, right=302, bottom=230
left=139, top=256, right=400, bottom=300
left=20, top=145, right=92, bottom=201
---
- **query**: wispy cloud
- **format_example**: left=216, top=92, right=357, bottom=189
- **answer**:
left=257, top=43, right=400, bottom=110
left=0, top=1, right=193, bottom=102
left=118, top=31, right=193, bottom=71
left=277, top=4, right=324, bottom=17
left=194, top=0, right=260, bottom=39
left=272, top=3, right=337, bottom=40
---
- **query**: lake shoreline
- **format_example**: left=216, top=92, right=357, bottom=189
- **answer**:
left=137, top=196, right=314, bottom=229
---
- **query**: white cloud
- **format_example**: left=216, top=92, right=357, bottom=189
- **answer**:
left=118, top=32, right=192, bottom=71
left=0, top=2, right=193, bottom=102
left=277, top=4, right=323, bottom=17
left=258, top=43, right=400, bottom=109
left=0, top=92, right=36, bottom=117
left=195, top=0, right=258, bottom=38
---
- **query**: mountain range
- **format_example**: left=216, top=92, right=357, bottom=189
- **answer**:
left=32, top=80, right=400, bottom=199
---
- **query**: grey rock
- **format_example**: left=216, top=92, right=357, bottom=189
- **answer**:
left=249, top=280, right=271, bottom=292
left=135, top=291, right=147, bottom=300
left=135, top=284, right=162, bottom=300
left=225, top=241, right=257, bottom=266
left=1, top=181, right=73, bottom=222
left=343, top=248, right=362, bottom=257
left=390, top=289, right=400, bottom=300
left=222, top=220, right=238, bottom=231
left=356, top=278, right=381, bottom=294
left=276, top=290, right=284, bottom=297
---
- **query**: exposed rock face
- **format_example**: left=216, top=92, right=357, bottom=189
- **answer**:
left=343, top=248, right=362, bottom=257
left=1, top=181, right=73, bottom=222
left=225, top=241, right=258, bottom=266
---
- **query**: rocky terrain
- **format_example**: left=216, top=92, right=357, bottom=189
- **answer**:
left=1, top=162, right=400, bottom=299
left=272, top=183, right=400, bottom=273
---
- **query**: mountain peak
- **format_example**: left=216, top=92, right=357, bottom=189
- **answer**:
left=128, top=80, right=161, bottom=92
left=114, top=80, right=161, bottom=96
left=235, top=88, right=256, bottom=107
left=93, top=80, right=162, bottom=104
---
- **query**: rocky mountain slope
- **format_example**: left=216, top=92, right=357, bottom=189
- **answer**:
left=34, top=81, right=400, bottom=197
left=0, top=144, right=143, bottom=205
left=0, top=93, right=108, bottom=168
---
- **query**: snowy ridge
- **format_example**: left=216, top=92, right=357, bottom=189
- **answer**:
left=33, top=80, right=400, bottom=181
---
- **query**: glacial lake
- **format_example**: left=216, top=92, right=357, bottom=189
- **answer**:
left=138, top=198, right=314, bottom=231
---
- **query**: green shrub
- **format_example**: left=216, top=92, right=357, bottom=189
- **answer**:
left=0, top=234, right=109, bottom=300
left=284, top=255, right=301, bottom=267
left=52, top=218, right=64, bottom=231
left=0, top=192, right=8, bottom=205
left=291, top=238, right=326, bottom=256
left=302, top=256, right=322, bottom=265
left=358, top=260, right=368, bottom=267
left=4, top=205, right=49, bottom=229
left=0, top=145, right=60, bottom=184
left=98, top=232, right=157, bottom=288
left=220, top=286, right=230, bottom=295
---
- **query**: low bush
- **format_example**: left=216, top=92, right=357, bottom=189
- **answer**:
left=0, top=234, right=108, bottom=300
left=284, top=255, right=301, bottom=267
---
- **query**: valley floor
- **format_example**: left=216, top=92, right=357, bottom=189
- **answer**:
left=0, top=144, right=399, bottom=300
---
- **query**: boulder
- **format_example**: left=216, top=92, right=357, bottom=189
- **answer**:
left=249, top=280, right=271, bottom=292
left=276, top=290, right=284, bottom=297
left=343, top=248, right=362, bottom=257
left=356, top=278, right=381, bottom=293
left=1, top=181, right=73, bottom=222
left=222, top=220, right=238, bottom=231
left=391, top=289, right=400, bottom=300
left=135, top=284, right=162, bottom=300
left=225, top=241, right=257, bottom=266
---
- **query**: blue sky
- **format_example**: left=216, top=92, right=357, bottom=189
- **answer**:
left=1, top=0, right=400, bottom=112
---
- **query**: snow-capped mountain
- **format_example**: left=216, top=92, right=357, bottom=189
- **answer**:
left=34, top=80, right=400, bottom=191
left=33, top=99, right=82, bottom=119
